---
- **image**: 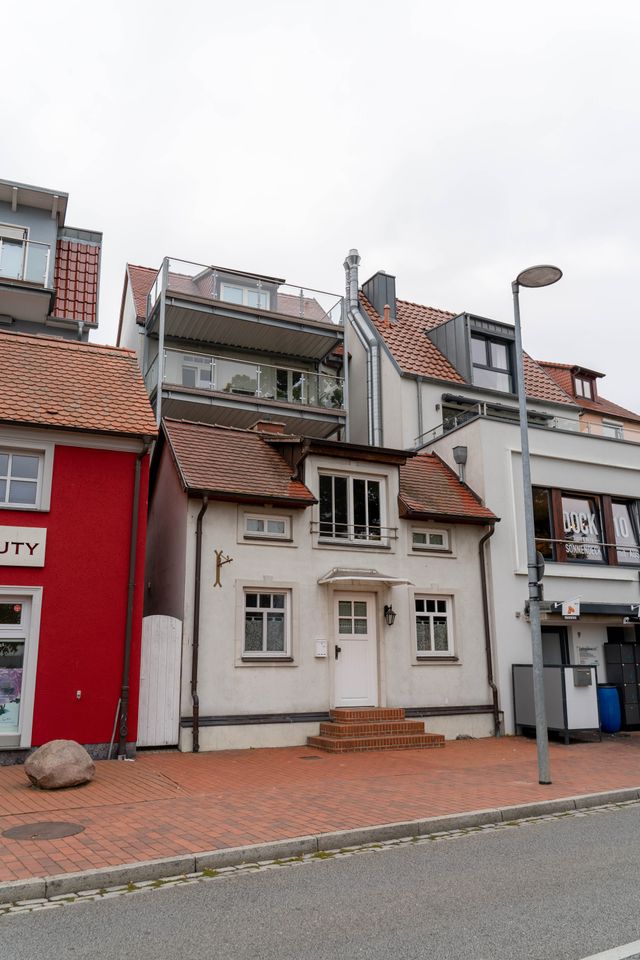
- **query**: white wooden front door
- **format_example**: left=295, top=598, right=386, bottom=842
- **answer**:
left=137, top=615, right=182, bottom=747
left=333, top=593, right=378, bottom=707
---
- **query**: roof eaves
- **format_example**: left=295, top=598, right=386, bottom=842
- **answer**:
left=398, top=499, right=499, bottom=525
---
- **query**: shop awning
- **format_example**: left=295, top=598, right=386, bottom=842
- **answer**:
left=318, top=568, right=413, bottom=586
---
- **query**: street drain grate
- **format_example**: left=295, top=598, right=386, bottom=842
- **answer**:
left=2, top=821, right=86, bottom=841
left=298, top=755, right=323, bottom=760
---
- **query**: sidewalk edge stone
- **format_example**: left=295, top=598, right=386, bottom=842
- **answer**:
left=2, top=785, right=640, bottom=905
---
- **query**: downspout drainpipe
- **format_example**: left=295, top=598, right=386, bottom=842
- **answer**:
left=117, top=440, right=151, bottom=759
left=479, top=523, right=501, bottom=736
left=191, top=496, right=208, bottom=753
left=343, top=249, right=383, bottom=447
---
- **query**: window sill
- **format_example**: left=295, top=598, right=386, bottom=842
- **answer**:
left=415, top=656, right=459, bottom=664
left=316, top=539, right=392, bottom=550
left=240, top=656, right=295, bottom=664
left=242, top=536, right=294, bottom=544
left=411, top=549, right=453, bottom=557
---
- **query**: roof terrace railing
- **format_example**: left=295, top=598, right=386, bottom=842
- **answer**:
left=415, top=403, right=640, bottom=447
left=0, top=238, right=51, bottom=287
left=146, top=257, right=344, bottom=327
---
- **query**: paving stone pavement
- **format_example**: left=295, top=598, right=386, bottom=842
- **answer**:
left=1, top=734, right=640, bottom=885
left=1, top=798, right=637, bottom=917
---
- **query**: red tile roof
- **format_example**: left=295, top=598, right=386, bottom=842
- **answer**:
left=51, top=240, right=100, bottom=326
left=0, top=332, right=157, bottom=438
left=539, top=361, right=640, bottom=424
left=399, top=453, right=498, bottom=524
left=162, top=419, right=316, bottom=506
left=360, top=294, right=575, bottom=405
left=127, top=264, right=158, bottom=323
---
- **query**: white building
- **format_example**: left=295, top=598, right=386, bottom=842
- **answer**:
left=344, top=251, right=640, bottom=733
left=140, top=418, right=498, bottom=751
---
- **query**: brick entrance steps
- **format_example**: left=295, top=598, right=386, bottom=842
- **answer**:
left=307, top=707, right=446, bottom=753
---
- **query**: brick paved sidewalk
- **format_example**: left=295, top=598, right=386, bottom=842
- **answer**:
left=1, top=734, right=640, bottom=883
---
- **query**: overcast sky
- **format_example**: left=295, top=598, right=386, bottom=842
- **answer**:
left=4, top=1, right=639, bottom=410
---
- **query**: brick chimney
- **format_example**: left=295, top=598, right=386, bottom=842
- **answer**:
left=250, top=420, right=287, bottom=435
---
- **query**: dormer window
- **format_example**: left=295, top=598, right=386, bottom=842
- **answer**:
left=220, top=282, right=270, bottom=310
left=574, top=375, right=594, bottom=399
left=471, top=335, right=513, bottom=392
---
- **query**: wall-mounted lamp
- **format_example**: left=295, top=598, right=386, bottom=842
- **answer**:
left=452, top=445, right=468, bottom=482
left=384, top=604, right=396, bottom=626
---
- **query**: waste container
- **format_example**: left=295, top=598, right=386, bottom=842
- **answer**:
left=597, top=684, right=621, bottom=734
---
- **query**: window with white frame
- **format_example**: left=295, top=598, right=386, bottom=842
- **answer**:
left=415, top=597, right=452, bottom=656
left=243, top=591, right=290, bottom=657
left=243, top=514, right=291, bottom=540
left=412, top=528, right=449, bottom=551
left=0, top=451, right=42, bottom=508
left=602, top=421, right=624, bottom=440
left=319, top=474, right=382, bottom=543
left=574, top=375, right=594, bottom=399
left=220, top=283, right=270, bottom=310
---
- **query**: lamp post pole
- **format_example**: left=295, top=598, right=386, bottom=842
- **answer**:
left=512, top=264, right=562, bottom=786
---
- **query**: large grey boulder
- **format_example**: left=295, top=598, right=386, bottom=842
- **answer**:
left=24, top=740, right=95, bottom=790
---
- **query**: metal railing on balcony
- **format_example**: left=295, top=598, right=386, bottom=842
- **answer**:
left=415, top=402, right=640, bottom=447
left=0, top=238, right=51, bottom=286
left=161, top=348, right=344, bottom=411
left=146, top=258, right=343, bottom=327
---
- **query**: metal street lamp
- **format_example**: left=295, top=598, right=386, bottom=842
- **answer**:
left=512, top=264, right=562, bottom=785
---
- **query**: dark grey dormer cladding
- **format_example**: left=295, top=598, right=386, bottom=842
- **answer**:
left=426, top=313, right=516, bottom=393
left=361, top=271, right=397, bottom=323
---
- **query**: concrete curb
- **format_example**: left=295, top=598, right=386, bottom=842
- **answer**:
left=2, top=786, right=639, bottom=905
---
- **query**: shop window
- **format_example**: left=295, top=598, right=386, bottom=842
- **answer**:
left=243, top=591, right=290, bottom=657
left=415, top=597, right=453, bottom=657
left=412, top=529, right=449, bottom=552
left=0, top=451, right=42, bottom=509
left=533, top=486, right=640, bottom=566
left=471, top=335, right=513, bottom=393
left=319, top=474, right=382, bottom=543
left=0, top=601, right=27, bottom=736
left=243, top=514, right=290, bottom=541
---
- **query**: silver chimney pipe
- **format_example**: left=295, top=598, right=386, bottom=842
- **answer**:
left=343, top=249, right=383, bottom=448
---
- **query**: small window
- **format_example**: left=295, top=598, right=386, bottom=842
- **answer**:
left=412, top=529, right=449, bottom=551
left=244, top=591, right=289, bottom=657
left=243, top=514, right=290, bottom=540
left=415, top=597, right=452, bottom=656
left=602, top=421, right=624, bottom=440
left=574, top=376, right=594, bottom=399
left=0, top=452, right=42, bottom=508
left=220, top=283, right=270, bottom=310
left=612, top=501, right=640, bottom=564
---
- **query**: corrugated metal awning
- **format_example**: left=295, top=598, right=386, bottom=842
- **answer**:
left=318, top=568, right=413, bottom=586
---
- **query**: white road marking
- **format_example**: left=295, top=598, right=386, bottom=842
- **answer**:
left=578, top=941, right=640, bottom=960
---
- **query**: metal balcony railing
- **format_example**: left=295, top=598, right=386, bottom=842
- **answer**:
left=0, top=238, right=51, bottom=286
left=310, top=520, right=398, bottom=545
left=159, top=348, right=344, bottom=411
left=146, top=257, right=343, bottom=327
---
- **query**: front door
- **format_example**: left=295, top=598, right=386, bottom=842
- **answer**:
left=542, top=626, right=570, bottom=665
left=333, top=593, right=378, bottom=707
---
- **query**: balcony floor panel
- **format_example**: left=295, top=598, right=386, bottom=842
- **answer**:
left=0, top=283, right=53, bottom=325
left=161, top=394, right=343, bottom=439
left=159, top=299, right=342, bottom=361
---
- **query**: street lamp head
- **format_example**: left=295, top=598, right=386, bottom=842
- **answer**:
left=515, top=265, right=563, bottom=288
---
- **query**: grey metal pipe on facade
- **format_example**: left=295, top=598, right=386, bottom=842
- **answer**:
left=117, top=441, right=151, bottom=759
left=343, top=249, right=383, bottom=447
left=479, top=523, right=501, bottom=735
left=191, top=497, right=209, bottom=753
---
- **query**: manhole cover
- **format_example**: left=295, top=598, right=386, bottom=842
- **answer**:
left=2, top=821, right=85, bottom=840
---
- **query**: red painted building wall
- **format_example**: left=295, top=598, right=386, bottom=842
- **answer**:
left=0, top=442, right=149, bottom=746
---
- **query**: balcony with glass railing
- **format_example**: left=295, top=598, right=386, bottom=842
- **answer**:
left=415, top=401, right=640, bottom=447
left=157, top=348, right=344, bottom=411
left=0, top=238, right=51, bottom=287
left=146, top=258, right=343, bottom=327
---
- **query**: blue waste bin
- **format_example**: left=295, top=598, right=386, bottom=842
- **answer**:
left=598, top=684, right=621, bottom=734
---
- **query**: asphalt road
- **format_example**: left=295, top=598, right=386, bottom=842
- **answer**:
left=4, top=805, right=640, bottom=960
